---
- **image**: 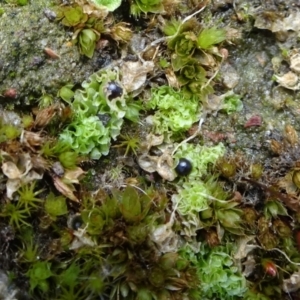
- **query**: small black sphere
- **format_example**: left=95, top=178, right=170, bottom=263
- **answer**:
left=175, top=158, right=192, bottom=176
left=107, top=82, right=123, bottom=100
left=71, top=215, right=83, bottom=230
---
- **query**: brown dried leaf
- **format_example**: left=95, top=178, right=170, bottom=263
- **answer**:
left=34, top=104, right=58, bottom=127
left=165, top=68, right=180, bottom=89
left=284, top=124, right=298, bottom=145
left=52, top=176, right=79, bottom=202
left=20, top=130, right=44, bottom=151
left=270, top=139, right=283, bottom=155
left=278, top=172, right=298, bottom=195
left=69, top=228, right=96, bottom=250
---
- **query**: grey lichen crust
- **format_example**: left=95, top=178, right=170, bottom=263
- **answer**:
left=0, top=0, right=105, bottom=105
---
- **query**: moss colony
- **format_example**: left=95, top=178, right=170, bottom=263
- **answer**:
left=1, top=0, right=300, bottom=300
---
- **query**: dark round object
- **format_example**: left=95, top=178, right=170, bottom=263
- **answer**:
left=175, top=158, right=192, bottom=176
left=107, top=82, right=123, bottom=100
left=71, top=215, right=83, bottom=230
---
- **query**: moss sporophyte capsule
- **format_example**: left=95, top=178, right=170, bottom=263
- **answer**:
left=107, top=82, right=123, bottom=100
left=175, top=158, right=192, bottom=176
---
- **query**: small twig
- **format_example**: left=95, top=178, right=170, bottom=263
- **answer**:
left=172, top=114, right=206, bottom=156
left=201, top=57, right=224, bottom=91
left=267, top=248, right=300, bottom=266
left=122, top=184, right=149, bottom=196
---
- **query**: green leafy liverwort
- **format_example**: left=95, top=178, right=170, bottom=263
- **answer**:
left=59, top=68, right=140, bottom=159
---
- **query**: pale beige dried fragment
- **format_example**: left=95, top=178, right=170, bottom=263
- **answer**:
left=165, top=68, right=180, bottom=89
left=75, top=0, right=109, bottom=18
left=274, top=71, right=300, bottom=90
left=64, top=167, right=86, bottom=184
left=69, top=228, right=96, bottom=250
left=1, top=152, right=43, bottom=199
left=20, top=130, right=44, bottom=151
left=143, top=133, right=164, bottom=150
left=138, top=154, right=158, bottom=173
left=290, top=53, right=300, bottom=74
left=52, top=176, right=79, bottom=202
left=138, top=151, right=176, bottom=181
left=255, top=11, right=300, bottom=33
left=150, top=211, right=179, bottom=253
left=234, top=236, right=257, bottom=260
left=156, top=150, right=176, bottom=181
left=121, top=60, right=154, bottom=93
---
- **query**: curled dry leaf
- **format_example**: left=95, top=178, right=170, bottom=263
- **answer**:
left=138, top=154, right=158, bottom=173
left=165, top=68, right=180, bottom=89
left=1, top=152, right=43, bottom=198
left=138, top=151, right=176, bottom=181
left=2, top=161, right=23, bottom=180
left=144, top=133, right=164, bottom=151
left=242, top=255, right=256, bottom=277
left=69, top=228, right=96, bottom=250
left=234, top=236, right=257, bottom=260
left=74, top=0, right=109, bottom=18
left=121, top=60, right=154, bottom=93
left=157, top=151, right=176, bottom=181
left=34, top=104, right=58, bottom=127
left=20, top=130, right=44, bottom=151
left=52, top=176, right=79, bottom=202
left=274, top=71, right=300, bottom=90
left=64, top=167, right=86, bottom=184
left=150, top=212, right=179, bottom=253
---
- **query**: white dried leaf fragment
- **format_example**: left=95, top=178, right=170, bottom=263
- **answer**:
left=1, top=152, right=43, bottom=199
left=2, top=162, right=22, bottom=180
left=282, top=268, right=300, bottom=293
